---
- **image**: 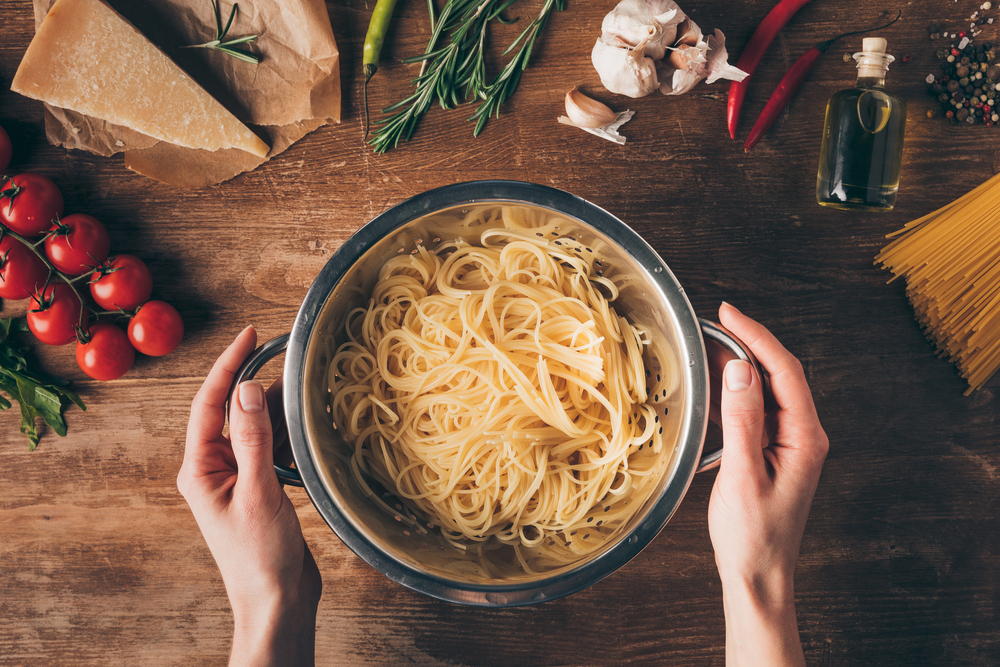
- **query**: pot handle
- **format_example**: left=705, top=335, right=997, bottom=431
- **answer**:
left=696, top=318, right=767, bottom=473
left=228, top=333, right=304, bottom=487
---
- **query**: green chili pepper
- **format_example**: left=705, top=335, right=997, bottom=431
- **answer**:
left=363, top=0, right=400, bottom=140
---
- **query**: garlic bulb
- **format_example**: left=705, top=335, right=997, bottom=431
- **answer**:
left=562, top=88, right=617, bottom=128
left=591, top=39, right=659, bottom=99
left=593, top=0, right=746, bottom=98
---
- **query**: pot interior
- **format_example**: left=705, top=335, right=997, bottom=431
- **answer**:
left=298, top=197, right=702, bottom=589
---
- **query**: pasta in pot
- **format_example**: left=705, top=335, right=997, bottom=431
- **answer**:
left=328, top=205, right=676, bottom=571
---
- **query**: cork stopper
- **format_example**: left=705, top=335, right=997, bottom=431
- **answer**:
left=854, top=37, right=894, bottom=80
left=862, top=37, right=887, bottom=54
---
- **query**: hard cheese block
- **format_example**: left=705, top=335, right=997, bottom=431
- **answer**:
left=12, top=0, right=269, bottom=158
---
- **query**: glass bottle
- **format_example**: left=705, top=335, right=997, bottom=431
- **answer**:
left=816, top=37, right=907, bottom=211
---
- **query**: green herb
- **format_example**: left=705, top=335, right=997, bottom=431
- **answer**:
left=369, top=0, right=565, bottom=153
left=0, top=317, right=85, bottom=451
left=182, top=0, right=261, bottom=65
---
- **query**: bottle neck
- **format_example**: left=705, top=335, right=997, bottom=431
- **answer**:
left=853, top=51, right=893, bottom=88
left=857, top=74, right=886, bottom=88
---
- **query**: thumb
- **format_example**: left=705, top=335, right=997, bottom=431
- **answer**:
left=229, top=380, right=279, bottom=490
left=720, top=359, right=766, bottom=478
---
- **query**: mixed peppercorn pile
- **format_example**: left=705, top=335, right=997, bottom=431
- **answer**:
left=928, top=24, right=1000, bottom=125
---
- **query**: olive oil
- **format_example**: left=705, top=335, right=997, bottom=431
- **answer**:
left=817, top=37, right=906, bottom=211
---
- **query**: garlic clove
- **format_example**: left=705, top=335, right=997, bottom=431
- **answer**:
left=564, top=88, right=618, bottom=129
left=674, top=18, right=702, bottom=47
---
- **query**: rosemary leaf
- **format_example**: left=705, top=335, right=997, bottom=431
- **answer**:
left=369, top=0, right=564, bottom=153
left=183, top=0, right=261, bottom=65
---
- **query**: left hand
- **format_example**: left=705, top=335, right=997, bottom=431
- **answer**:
left=177, top=326, right=321, bottom=667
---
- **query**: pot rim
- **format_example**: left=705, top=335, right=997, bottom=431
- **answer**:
left=282, top=180, right=710, bottom=606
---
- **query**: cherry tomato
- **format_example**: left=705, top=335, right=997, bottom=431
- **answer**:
left=75, top=322, right=135, bottom=381
left=0, top=235, right=48, bottom=300
left=89, top=254, right=153, bottom=311
left=27, top=282, right=85, bottom=345
left=44, top=213, right=111, bottom=276
left=0, top=125, right=11, bottom=174
left=0, top=173, right=64, bottom=237
left=127, top=300, right=183, bottom=356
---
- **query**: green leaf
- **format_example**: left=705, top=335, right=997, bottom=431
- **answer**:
left=0, top=316, right=85, bottom=450
left=34, top=386, right=69, bottom=437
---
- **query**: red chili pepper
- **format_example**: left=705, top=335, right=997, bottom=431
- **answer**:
left=744, top=48, right=823, bottom=151
left=727, top=0, right=814, bottom=140
left=743, top=11, right=902, bottom=152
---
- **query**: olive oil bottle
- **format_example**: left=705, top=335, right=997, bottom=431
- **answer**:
left=817, top=37, right=907, bottom=211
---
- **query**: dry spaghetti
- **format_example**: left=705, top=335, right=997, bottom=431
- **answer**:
left=876, top=171, right=1000, bottom=394
left=327, top=206, right=675, bottom=569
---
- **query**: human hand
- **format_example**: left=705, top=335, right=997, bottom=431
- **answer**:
left=177, top=326, right=321, bottom=667
left=707, top=303, right=828, bottom=667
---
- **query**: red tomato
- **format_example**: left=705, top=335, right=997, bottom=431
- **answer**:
left=0, top=125, right=11, bottom=174
left=27, top=282, right=85, bottom=345
left=44, top=213, right=111, bottom=276
left=0, top=173, right=64, bottom=237
left=0, top=235, right=48, bottom=300
left=75, top=322, right=135, bottom=381
left=127, top=300, right=183, bottom=356
left=89, top=254, right=153, bottom=311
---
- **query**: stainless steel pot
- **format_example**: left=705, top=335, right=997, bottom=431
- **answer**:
left=233, top=181, right=760, bottom=607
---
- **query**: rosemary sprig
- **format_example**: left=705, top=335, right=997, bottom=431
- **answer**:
left=369, top=0, right=565, bottom=154
left=182, top=0, right=261, bottom=65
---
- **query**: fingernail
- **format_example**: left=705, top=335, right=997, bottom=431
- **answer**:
left=725, top=360, right=752, bottom=391
left=239, top=381, right=266, bottom=413
left=241, top=325, right=256, bottom=336
left=721, top=301, right=742, bottom=314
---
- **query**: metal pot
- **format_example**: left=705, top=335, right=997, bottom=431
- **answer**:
left=234, top=181, right=759, bottom=607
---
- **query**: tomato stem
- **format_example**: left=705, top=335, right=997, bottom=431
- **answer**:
left=0, top=219, right=90, bottom=335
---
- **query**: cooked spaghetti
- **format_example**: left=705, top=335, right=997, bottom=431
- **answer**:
left=327, top=206, right=675, bottom=570
left=876, top=171, right=1000, bottom=394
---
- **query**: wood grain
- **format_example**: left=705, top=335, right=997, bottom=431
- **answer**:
left=2, top=1, right=999, bottom=665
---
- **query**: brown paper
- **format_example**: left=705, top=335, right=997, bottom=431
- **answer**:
left=31, top=0, right=340, bottom=187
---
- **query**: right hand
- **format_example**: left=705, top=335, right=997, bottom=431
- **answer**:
left=707, top=303, right=828, bottom=666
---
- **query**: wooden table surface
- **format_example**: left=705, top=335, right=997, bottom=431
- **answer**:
left=2, top=1, right=999, bottom=665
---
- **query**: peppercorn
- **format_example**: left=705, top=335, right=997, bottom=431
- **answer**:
left=933, top=83, right=945, bottom=94
left=989, top=65, right=1000, bottom=81
left=961, top=30, right=968, bottom=38
left=954, top=91, right=966, bottom=103
left=948, top=79, right=961, bottom=92
left=958, top=64, right=971, bottom=78
left=966, top=84, right=976, bottom=94
left=960, top=77, right=971, bottom=87
left=927, top=108, right=937, bottom=119
left=948, top=55, right=957, bottom=63
left=975, top=87, right=984, bottom=97
left=988, top=121, right=995, bottom=127
left=952, top=48, right=962, bottom=57
left=958, top=108, right=971, bottom=121
left=962, top=56, right=972, bottom=66
left=947, top=109, right=956, bottom=119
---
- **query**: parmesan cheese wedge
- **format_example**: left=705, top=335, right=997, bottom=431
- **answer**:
left=12, top=0, right=270, bottom=158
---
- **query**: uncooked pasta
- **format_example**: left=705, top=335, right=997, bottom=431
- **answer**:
left=327, top=205, right=676, bottom=570
left=876, top=171, right=1000, bottom=394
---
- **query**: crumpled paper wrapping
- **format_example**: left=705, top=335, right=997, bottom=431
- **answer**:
left=31, top=0, right=340, bottom=187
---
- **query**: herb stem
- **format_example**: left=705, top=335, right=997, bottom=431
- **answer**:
left=369, top=0, right=564, bottom=153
